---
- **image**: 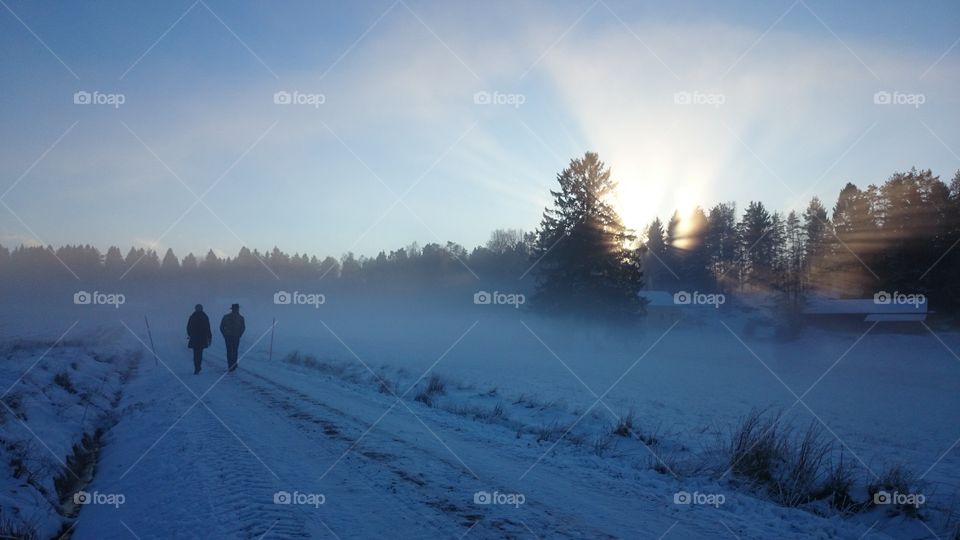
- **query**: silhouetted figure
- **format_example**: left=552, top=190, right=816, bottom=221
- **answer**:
left=220, top=303, right=245, bottom=372
left=187, top=304, right=212, bottom=374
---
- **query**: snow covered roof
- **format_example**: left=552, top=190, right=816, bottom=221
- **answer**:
left=803, top=296, right=928, bottom=321
left=803, top=297, right=927, bottom=314
left=639, top=291, right=676, bottom=307
left=864, top=313, right=928, bottom=322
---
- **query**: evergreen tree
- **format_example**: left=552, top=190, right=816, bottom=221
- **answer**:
left=769, top=211, right=787, bottom=290
left=663, top=210, right=683, bottom=286
left=0, top=244, right=9, bottom=276
left=532, top=152, right=644, bottom=317
left=161, top=248, right=180, bottom=273
left=202, top=249, right=222, bottom=271
left=705, top=203, right=737, bottom=291
left=234, top=246, right=261, bottom=273
left=340, top=252, right=362, bottom=284
left=802, top=197, right=831, bottom=291
left=643, top=218, right=668, bottom=289
left=784, top=211, right=804, bottom=302
left=679, top=207, right=711, bottom=289
left=830, top=183, right=877, bottom=296
left=269, top=246, right=290, bottom=275
left=940, top=170, right=960, bottom=306
left=318, top=256, right=340, bottom=279
left=645, top=219, right=666, bottom=252
left=877, top=168, right=949, bottom=294
left=56, top=245, right=101, bottom=279
left=738, top=201, right=774, bottom=289
left=122, top=247, right=146, bottom=278
left=142, top=250, right=160, bottom=272
left=665, top=211, right=681, bottom=250
left=104, top=246, right=125, bottom=276
left=181, top=252, right=199, bottom=272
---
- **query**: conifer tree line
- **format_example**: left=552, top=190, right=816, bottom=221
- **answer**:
left=1, top=153, right=957, bottom=314
left=0, top=235, right=537, bottom=290
left=642, top=167, right=960, bottom=310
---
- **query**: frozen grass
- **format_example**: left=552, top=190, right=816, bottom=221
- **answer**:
left=868, top=464, right=924, bottom=518
left=414, top=375, right=447, bottom=407
left=54, top=371, right=77, bottom=394
left=0, top=392, right=26, bottom=423
left=726, top=409, right=924, bottom=514
left=727, top=408, right=786, bottom=485
left=612, top=409, right=636, bottom=437
left=592, top=433, right=617, bottom=456
left=816, top=451, right=858, bottom=513
left=0, top=518, right=38, bottom=540
left=726, top=410, right=836, bottom=506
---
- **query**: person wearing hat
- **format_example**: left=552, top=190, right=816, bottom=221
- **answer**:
left=220, top=303, right=246, bottom=372
left=186, top=304, right=212, bottom=374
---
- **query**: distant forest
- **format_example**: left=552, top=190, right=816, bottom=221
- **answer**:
left=644, top=166, right=960, bottom=308
left=2, top=155, right=958, bottom=314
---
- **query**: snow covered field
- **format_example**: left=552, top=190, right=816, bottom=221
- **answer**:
left=0, top=291, right=958, bottom=538
left=0, top=328, right=137, bottom=538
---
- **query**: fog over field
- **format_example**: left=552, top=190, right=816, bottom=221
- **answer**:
left=1, top=1, right=959, bottom=539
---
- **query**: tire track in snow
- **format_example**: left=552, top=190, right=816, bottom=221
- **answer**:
left=232, top=371, right=474, bottom=536
left=183, top=398, right=312, bottom=539
left=233, top=368, right=618, bottom=539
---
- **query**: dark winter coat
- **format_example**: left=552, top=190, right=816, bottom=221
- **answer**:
left=220, top=312, right=246, bottom=338
left=187, top=312, right=212, bottom=349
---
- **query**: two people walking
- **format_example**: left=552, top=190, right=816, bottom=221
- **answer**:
left=187, top=303, right=246, bottom=374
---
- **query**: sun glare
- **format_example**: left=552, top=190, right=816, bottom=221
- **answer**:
left=605, top=150, right=713, bottom=244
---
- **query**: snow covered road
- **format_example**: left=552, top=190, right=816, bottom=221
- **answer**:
left=70, top=337, right=890, bottom=540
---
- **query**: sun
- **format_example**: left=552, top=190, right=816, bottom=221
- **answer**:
left=604, top=151, right=713, bottom=248
left=607, top=164, right=666, bottom=234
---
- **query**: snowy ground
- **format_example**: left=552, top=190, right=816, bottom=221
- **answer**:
left=71, top=345, right=890, bottom=539
left=0, top=329, right=136, bottom=538
left=0, top=294, right=958, bottom=538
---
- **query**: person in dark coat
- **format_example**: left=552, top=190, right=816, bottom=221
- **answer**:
left=187, top=304, right=212, bottom=374
left=220, top=303, right=245, bottom=372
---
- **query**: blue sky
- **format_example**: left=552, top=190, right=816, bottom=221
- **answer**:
left=1, top=0, right=958, bottom=259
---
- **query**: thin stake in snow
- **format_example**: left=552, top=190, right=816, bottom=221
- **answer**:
left=269, top=317, right=276, bottom=362
left=144, top=315, right=157, bottom=367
